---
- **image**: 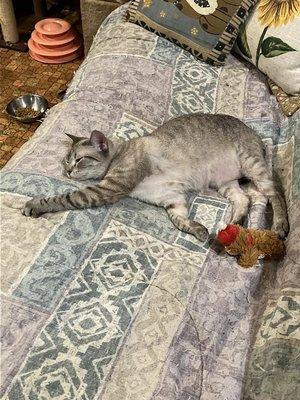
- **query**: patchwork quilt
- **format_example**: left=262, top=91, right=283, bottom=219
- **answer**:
left=1, top=6, right=299, bottom=400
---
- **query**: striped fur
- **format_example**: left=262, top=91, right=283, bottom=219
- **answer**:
left=22, top=113, right=289, bottom=240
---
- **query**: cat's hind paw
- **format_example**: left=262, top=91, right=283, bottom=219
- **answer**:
left=192, top=223, right=209, bottom=242
left=272, top=217, right=289, bottom=239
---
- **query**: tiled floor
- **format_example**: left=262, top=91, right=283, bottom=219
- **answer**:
left=0, top=49, right=82, bottom=168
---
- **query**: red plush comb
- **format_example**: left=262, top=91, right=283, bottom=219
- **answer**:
left=217, top=224, right=240, bottom=246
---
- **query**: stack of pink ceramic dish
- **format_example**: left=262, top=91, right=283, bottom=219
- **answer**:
left=28, top=18, right=82, bottom=64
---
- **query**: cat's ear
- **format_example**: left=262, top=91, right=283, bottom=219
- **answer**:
left=65, top=133, right=82, bottom=144
left=90, top=130, right=109, bottom=154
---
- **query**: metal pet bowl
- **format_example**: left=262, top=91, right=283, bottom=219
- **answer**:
left=6, top=93, right=49, bottom=123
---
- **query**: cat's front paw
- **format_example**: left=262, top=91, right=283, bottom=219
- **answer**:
left=22, top=199, right=44, bottom=218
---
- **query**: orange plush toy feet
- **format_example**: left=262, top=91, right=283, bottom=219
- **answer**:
left=217, top=224, right=285, bottom=268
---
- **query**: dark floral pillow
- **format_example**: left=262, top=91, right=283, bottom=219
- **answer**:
left=128, top=0, right=257, bottom=65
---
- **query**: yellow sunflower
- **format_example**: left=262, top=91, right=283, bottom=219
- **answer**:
left=258, top=0, right=300, bottom=27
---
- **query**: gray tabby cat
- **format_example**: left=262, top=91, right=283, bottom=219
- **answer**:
left=22, top=113, right=288, bottom=240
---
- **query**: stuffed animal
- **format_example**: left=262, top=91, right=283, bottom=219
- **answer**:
left=217, top=224, right=285, bottom=268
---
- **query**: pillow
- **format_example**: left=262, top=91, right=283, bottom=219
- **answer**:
left=127, top=0, right=257, bottom=65
left=235, top=1, right=300, bottom=95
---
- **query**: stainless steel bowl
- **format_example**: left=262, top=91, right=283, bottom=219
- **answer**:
left=6, top=93, right=49, bottom=123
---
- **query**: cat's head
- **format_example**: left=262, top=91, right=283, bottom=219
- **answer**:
left=63, top=130, right=111, bottom=180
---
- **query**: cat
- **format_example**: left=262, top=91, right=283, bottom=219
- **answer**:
left=22, top=113, right=288, bottom=240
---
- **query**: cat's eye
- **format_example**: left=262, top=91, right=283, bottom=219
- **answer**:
left=75, top=156, right=89, bottom=164
left=76, top=156, right=95, bottom=164
left=76, top=156, right=92, bottom=166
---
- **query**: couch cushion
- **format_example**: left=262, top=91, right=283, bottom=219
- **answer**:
left=1, top=5, right=299, bottom=400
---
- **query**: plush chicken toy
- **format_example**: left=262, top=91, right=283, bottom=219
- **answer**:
left=217, top=224, right=285, bottom=268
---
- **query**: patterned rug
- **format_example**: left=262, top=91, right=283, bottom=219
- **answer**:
left=0, top=48, right=82, bottom=168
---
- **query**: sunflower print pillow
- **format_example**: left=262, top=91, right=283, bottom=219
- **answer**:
left=235, top=0, right=300, bottom=97
left=127, top=0, right=257, bottom=65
